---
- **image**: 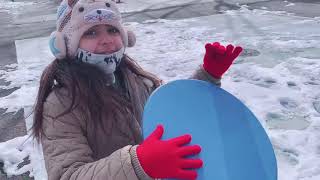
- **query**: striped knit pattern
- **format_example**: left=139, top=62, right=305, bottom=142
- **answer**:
left=58, top=11, right=72, bottom=32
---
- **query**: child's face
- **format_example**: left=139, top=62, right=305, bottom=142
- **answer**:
left=79, top=24, right=123, bottom=54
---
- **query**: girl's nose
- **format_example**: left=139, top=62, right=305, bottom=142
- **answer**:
left=99, top=31, right=113, bottom=45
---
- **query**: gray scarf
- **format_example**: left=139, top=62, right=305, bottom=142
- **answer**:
left=76, top=47, right=125, bottom=84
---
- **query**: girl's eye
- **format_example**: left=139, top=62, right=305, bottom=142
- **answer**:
left=83, top=30, right=97, bottom=37
left=108, top=28, right=119, bottom=34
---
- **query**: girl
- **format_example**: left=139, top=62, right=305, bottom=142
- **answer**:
left=32, top=0, right=242, bottom=180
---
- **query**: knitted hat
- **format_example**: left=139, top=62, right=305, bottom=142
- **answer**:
left=49, top=0, right=136, bottom=59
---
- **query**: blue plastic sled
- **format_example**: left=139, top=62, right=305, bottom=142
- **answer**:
left=142, top=79, right=277, bottom=180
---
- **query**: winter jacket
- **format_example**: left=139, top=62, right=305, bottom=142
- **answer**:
left=41, top=62, right=221, bottom=180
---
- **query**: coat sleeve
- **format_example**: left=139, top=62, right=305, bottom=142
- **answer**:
left=190, top=65, right=221, bottom=87
left=41, top=90, right=153, bottom=180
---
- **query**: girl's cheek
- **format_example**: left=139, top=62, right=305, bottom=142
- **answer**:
left=79, top=38, right=98, bottom=52
left=115, top=36, right=123, bottom=49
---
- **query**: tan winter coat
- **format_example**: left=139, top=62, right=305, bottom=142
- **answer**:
left=41, top=62, right=221, bottom=180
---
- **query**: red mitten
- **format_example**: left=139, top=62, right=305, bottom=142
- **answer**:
left=203, top=42, right=243, bottom=79
left=137, top=125, right=203, bottom=180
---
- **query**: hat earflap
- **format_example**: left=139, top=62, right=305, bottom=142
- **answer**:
left=49, top=31, right=67, bottom=59
left=126, top=29, right=136, bottom=47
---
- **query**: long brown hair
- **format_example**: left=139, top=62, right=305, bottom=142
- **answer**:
left=32, top=55, right=161, bottom=143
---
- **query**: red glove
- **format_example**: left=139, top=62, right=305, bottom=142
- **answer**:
left=203, top=42, right=243, bottom=79
left=137, top=125, right=203, bottom=180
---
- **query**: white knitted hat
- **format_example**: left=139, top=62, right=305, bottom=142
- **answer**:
left=49, top=0, right=136, bottom=59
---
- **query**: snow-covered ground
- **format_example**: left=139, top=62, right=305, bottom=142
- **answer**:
left=0, top=4, right=320, bottom=180
left=116, top=0, right=213, bottom=13
left=0, top=0, right=36, bottom=14
left=0, top=0, right=277, bottom=16
left=115, top=0, right=274, bottom=13
left=0, top=0, right=215, bottom=15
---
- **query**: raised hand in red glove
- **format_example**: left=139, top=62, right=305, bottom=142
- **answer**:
left=203, top=42, right=243, bottom=79
left=137, top=125, right=203, bottom=180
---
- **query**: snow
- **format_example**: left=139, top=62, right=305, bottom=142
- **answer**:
left=0, top=0, right=36, bottom=15
left=0, top=3, right=320, bottom=180
left=285, top=3, right=295, bottom=7
left=115, top=0, right=266, bottom=13
left=115, top=0, right=211, bottom=13
left=0, top=136, right=30, bottom=177
left=0, top=134, right=46, bottom=179
left=0, top=0, right=268, bottom=17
